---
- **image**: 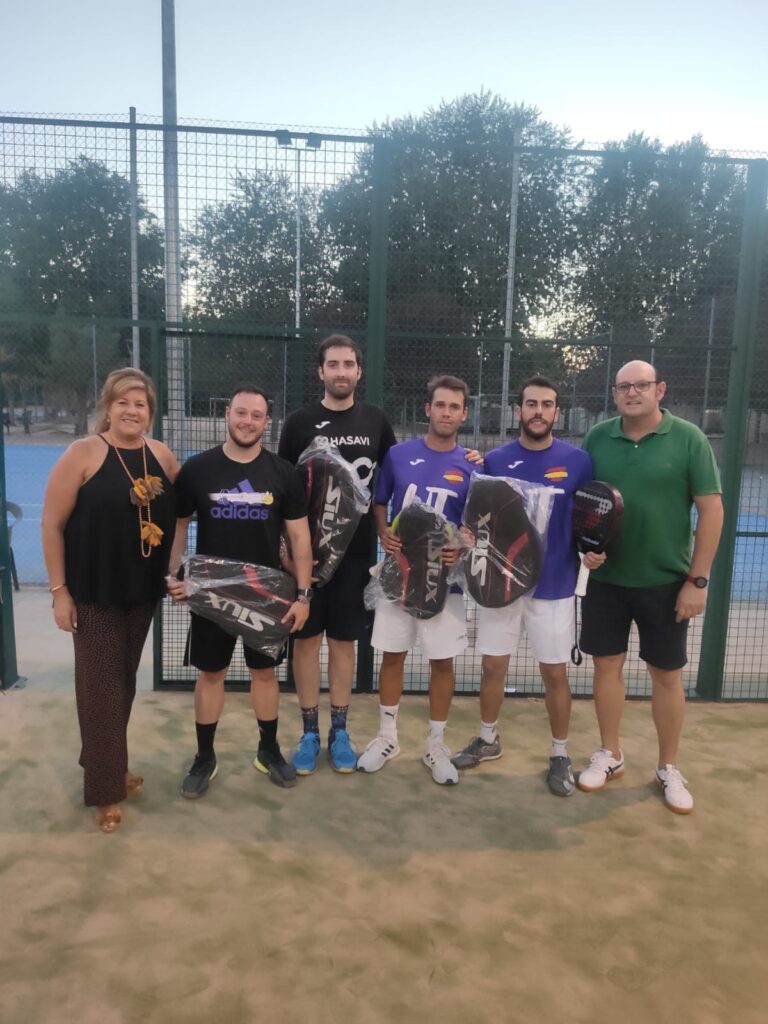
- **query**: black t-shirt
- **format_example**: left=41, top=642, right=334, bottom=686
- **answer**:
left=278, top=401, right=397, bottom=554
left=175, top=445, right=307, bottom=569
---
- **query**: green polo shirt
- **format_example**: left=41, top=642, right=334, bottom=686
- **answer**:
left=583, top=410, right=721, bottom=587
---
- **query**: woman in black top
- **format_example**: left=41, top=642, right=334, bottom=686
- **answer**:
left=42, top=368, right=179, bottom=833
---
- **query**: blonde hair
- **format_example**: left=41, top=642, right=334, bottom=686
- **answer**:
left=95, top=368, right=158, bottom=434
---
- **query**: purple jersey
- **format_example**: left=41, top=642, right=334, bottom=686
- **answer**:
left=484, top=438, right=593, bottom=600
left=375, top=437, right=472, bottom=527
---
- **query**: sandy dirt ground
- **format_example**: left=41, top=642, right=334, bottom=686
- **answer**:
left=1, top=674, right=767, bottom=1024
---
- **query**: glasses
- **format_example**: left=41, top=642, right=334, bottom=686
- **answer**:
left=613, top=380, right=658, bottom=395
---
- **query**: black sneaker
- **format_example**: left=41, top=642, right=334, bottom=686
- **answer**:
left=180, top=752, right=218, bottom=799
left=253, top=745, right=297, bottom=788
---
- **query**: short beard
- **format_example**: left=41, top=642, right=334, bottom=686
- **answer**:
left=520, top=420, right=553, bottom=442
left=325, top=380, right=356, bottom=399
left=227, top=425, right=262, bottom=449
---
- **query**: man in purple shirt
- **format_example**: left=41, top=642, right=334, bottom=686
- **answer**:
left=452, top=376, right=603, bottom=795
left=357, top=375, right=473, bottom=786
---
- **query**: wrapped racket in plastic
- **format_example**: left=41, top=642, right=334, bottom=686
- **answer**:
left=376, top=500, right=454, bottom=620
left=297, top=437, right=370, bottom=587
left=462, top=474, right=552, bottom=607
left=181, top=555, right=296, bottom=659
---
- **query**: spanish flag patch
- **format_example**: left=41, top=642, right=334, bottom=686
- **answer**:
left=443, top=471, right=465, bottom=483
left=544, top=466, right=568, bottom=481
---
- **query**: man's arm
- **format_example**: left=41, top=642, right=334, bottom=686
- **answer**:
left=675, top=493, right=724, bottom=622
left=282, top=515, right=313, bottom=632
left=278, top=412, right=302, bottom=464
left=374, top=502, right=400, bottom=555
left=168, top=517, right=191, bottom=576
left=283, top=516, right=313, bottom=590
left=166, top=517, right=191, bottom=602
left=378, top=413, right=397, bottom=462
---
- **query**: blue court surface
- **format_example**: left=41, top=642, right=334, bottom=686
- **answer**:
left=4, top=443, right=768, bottom=599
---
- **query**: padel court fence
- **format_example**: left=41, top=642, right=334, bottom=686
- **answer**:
left=0, top=113, right=766, bottom=700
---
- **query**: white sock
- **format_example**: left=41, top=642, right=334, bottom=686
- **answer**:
left=480, top=720, right=498, bottom=744
left=428, top=719, right=447, bottom=741
left=379, top=704, right=399, bottom=739
left=551, top=737, right=568, bottom=758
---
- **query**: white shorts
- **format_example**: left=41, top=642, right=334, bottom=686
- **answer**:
left=372, top=592, right=468, bottom=660
left=475, top=595, right=574, bottom=664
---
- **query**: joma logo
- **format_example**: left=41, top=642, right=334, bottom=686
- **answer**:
left=319, top=478, right=341, bottom=548
left=469, top=512, right=491, bottom=586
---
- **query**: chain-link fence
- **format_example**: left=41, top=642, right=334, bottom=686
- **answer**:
left=1, top=113, right=766, bottom=699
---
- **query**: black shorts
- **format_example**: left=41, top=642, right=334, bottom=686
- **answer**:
left=294, top=551, right=373, bottom=642
left=579, top=578, right=689, bottom=671
left=185, top=612, right=286, bottom=672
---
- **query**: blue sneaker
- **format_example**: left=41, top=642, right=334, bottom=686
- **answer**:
left=328, top=729, right=357, bottom=774
left=292, top=732, right=321, bottom=775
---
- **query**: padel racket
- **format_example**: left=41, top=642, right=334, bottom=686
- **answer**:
left=463, top=476, right=543, bottom=607
left=297, top=441, right=367, bottom=587
left=379, top=503, right=452, bottom=620
left=572, top=481, right=623, bottom=597
left=182, top=556, right=296, bottom=657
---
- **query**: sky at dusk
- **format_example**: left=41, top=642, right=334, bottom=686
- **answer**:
left=1, top=0, right=766, bottom=151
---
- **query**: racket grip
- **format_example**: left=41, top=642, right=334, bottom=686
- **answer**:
left=575, top=555, right=590, bottom=598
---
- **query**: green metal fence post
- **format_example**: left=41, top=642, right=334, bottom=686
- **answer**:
left=150, top=323, right=165, bottom=692
left=357, top=138, right=392, bottom=692
left=287, top=331, right=307, bottom=413
left=365, top=138, right=392, bottom=408
left=0, top=380, right=20, bottom=688
left=696, top=159, right=768, bottom=699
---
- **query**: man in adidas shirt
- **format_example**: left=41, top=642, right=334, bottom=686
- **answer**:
left=168, top=386, right=313, bottom=796
left=357, top=375, right=473, bottom=786
left=452, top=376, right=602, bottom=796
left=278, top=335, right=397, bottom=775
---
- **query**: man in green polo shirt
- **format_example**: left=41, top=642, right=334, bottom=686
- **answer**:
left=577, top=359, right=723, bottom=814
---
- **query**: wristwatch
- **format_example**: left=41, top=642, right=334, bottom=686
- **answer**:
left=685, top=576, right=708, bottom=589
left=296, top=587, right=313, bottom=603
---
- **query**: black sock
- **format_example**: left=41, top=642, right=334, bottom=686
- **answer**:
left=301, top=705, right=320, bottom=735
left=196, top=721, right=218, bottom=756
left=330, top=704, right=349, bottom=734
left=258, top=717, right=278, bottom=752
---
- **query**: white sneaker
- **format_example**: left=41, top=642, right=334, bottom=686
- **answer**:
left=655, top=764, right=694, bottom=815
left=422, top=737, right=459, bottom=785
left=356, top=735, right=400, bottom=773
left=577, top=748, right=624, bottom=791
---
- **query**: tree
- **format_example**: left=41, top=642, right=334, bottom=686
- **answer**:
left=184, top=93, right=580, bottom=415
left=319, top=91, right=578, bottom=413
left=570, top=134, right=745, bottom=409
left=47, top=312, right=122, bottom=436
left=187, top=169, right=324, bottom=324
left=0, top=157, right=164, bottom=430
left=0, top=156, right=163, bottom=318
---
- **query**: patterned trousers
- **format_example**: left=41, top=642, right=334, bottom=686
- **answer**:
left=72, top=602, right=155, bottom=807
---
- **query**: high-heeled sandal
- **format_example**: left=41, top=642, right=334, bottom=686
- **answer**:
left=96, top=806, right=122, bottom=833
left=125, top=771, right=144, bottom=796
